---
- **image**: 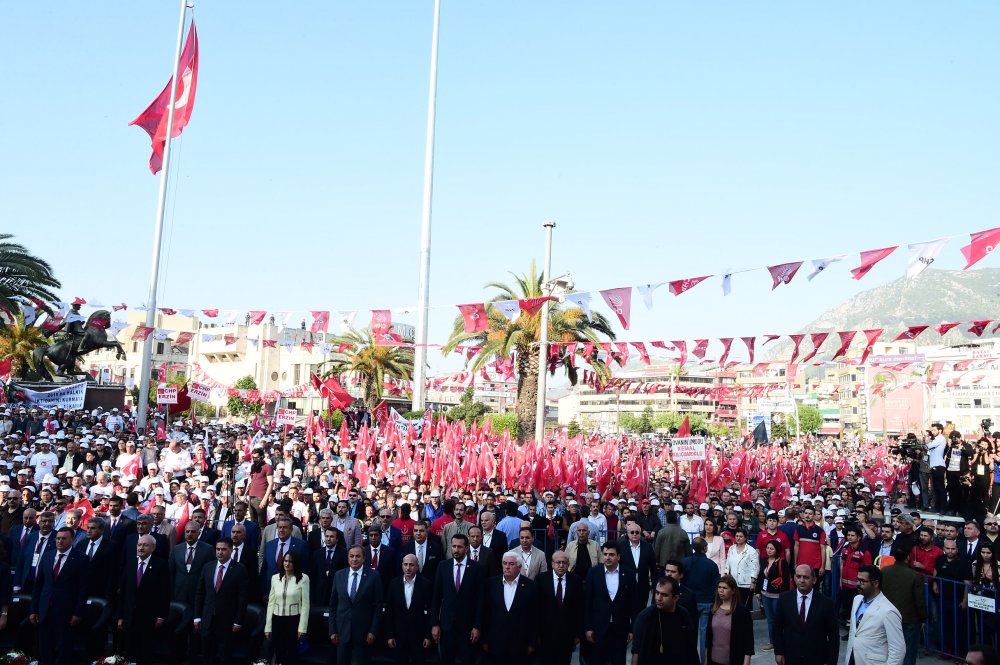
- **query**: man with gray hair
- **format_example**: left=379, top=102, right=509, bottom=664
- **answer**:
left=77, top=516, right=115, bottom=599
left=118, top=534, right=170, bottom=665
left=482, top=554, right=538, bottom=663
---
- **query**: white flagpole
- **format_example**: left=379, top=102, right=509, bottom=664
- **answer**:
left=534, top=221, right=555, bottom=445
left=412, top=0, right=442, bottom=412
left=137, top=0, right=191, bottom=431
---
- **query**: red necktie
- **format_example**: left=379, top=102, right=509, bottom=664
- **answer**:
left=799, top=595, right=807, bottom=625
left=372, top=548, right=379, bottom=569
left=215, top=564, right=225, bottom=592
left=547, top=517, right=555, bottom=540
left=556, top=576, right=564, bottom=608
left=277, top=540, right=285, bottom=566
left=53, top=553, right=64, bottom=580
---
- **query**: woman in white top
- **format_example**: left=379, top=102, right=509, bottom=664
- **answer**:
left=725, top=528, right=760, bottom=610
left=265, top=549, right=311, bottom=665
left=703, top=517, right=726, bottom=574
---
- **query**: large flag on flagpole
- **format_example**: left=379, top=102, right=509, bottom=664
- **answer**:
left=130, top=21, right=200, bottom=174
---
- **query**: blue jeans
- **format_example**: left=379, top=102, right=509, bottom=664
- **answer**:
left=902, top=622, right=921, bottom=665
left=762, top=595, right=780, bottom=646
left=698, top=602, right=712, bottom=661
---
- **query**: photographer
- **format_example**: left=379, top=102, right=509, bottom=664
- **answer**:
left=898, top=433, right=929, bottom=510
left=970, top=432, right=996, bottom=523
left=929, top=423, right=949, bottom=514
left=944, top=431, right=973, bottom=518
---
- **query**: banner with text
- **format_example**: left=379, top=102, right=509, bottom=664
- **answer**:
left=671, top=437, right=707, bottom=461
left=276, top=408, right=297, bottom=426
left=17, top=382, right=88, bottom=411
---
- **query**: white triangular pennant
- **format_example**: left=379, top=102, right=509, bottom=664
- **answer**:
left=563, top=292, right=593, bottom=322
left=337, top=310, right=357, bottom=332
left=493, top=300, right=521, bottom=322
left=722, top=272, right=732, bottom=296
left=907, top=238, right=949, bottom=278
left=807, top=255, right=846, bottom=281
left=636, top=283, right=664, bottom=310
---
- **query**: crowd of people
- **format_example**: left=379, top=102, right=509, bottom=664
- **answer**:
left=1, top=402, right=1000, bottom=665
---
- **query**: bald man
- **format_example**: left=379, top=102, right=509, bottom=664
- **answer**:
left=118, top=535, right=170, bottom=665
left=385, top=553, right=433, bottom=664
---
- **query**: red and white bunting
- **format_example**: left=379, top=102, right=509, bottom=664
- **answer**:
left=599, top=287, right=632, bottom=330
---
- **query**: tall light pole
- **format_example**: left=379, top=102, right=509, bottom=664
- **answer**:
left=412, top=0, right=442, bottom=412
left=534, top=221, right=556, bottom=444
left=136, top=0, right=191, bottom=431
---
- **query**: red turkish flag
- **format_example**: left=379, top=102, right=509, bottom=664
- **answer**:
left=262, top=339, right=277, bottom=348
left=969, top=320, right=993, bottom=337
left=247, top=310, right=267, bottom=325
left=831, top=331, right=858, bottom=359
left=935, top=322, right=961, bottom=335
left=323, top=376, right=354, bottom=410
left=130, top=21, right=199, bottom=174
left=599, top=288, right=633, bottom=330
left=676, top=415, right=691, bottom=438
left=310, top=311, right=330, bottom=334
left=112, top=303, right=128, bottom=312
left=631, top=342, right=650, bottom=365
left=301, top=342, right=315, bottom=352
left=859, top=329, right=884, bottom=364
left=131, top=326, right=154, bottom=341
left=892, top=325, right=928, bottom=341
left=0, top=358, right=11, bottom=381
left=767, top=262, right=803, bottom=289
left=788, top=334, right=805, bottom=363
left=201, top=309, right=219, bottom=318
left=172, top=331, right=194, bottom=346
left=718, top=338, right=734, bottom=366
left=456, top=303, right=489, bottom=333
left=517, top=297, right=554, bottom=317
left=960, top=227, right=1000, bottom=269
left=691, top=339, right=709, bottom=360
left=158, top=308, right=176, bottom=316
left=668, top=276, right=711, bottom=296
left=72, top=297, right=87, bottom=306
left=850, top=246, right=898, bottom=280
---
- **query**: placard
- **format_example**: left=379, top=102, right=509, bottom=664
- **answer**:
left=17, top=382, right=87, bottom=411
left=188, top=382, right=211, bottom=402
left=156, top=387, right=178, bottom=404
left=969, top=594, right=996, bottom=613
left=671, top=436, right=707, bottom=461
left=276, top=408, right=297, bottom=426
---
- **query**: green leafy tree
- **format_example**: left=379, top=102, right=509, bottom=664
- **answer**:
left=566, top=419, right=582, bottom=437
left=446, top=387, right=492, bottom=426
left=651, top=411, right=706, bottom=433
left=619, top=408, right=655, bottom=434
left=770, top=404, right=822, bottom=438
left=0, top=312, right=49, bottom=378
left=321, top=409, right=345, bottom=431
left=321, top=328, right=414, bottom=412
left=482, top=413, right=516, bottom=434
left=442, top=263, right=616, bottom=443
left=0, top=234, right=60, bottom=319
left=227, top=375, right=262, bottom=420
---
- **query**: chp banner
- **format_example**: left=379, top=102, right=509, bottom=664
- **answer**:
left=670, top=436, right=707, bottom=462
left=188, top=382, right=212, bottom=402
left=275, top=408, right=296, bottom=426
left=156, top=387, right=179, bottom=404
left=14, top=382, right=88, bottom=411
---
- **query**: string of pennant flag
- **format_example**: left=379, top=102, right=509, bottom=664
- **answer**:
left=33, top=225, right=1000, bottom=339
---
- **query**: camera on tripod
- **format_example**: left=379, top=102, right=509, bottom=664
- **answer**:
left=215, top=448, right=237, bottom=466
left=982, top=418, right=993, bottom=433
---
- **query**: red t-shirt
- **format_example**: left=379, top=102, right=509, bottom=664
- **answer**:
left=431, top=514, right=454, bottom=537
left=794, top=523, right=827, bottom=569
left=910, top=544, right=943, bottom=576
left=392, top=517, right=415, bottom=545
left=247, top=463, right=272, bottom=497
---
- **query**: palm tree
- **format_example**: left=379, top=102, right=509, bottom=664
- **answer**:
left=321, top=328, right=414, bottom=411
left=442, top=263, right=617, bottom=443
left=0, top=234, right=60, bottom=320
left=0, top=312, right=49, bottom=379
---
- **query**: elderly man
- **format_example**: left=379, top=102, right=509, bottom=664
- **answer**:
left=537, top=550, right=584, bottom=665
left=566, top=522, right=600, bottom=579
left=482, top=554, right=538, bottom=663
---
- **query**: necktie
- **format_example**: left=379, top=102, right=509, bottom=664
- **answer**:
left=799, top=595, right=807, bottom=624
left=350, top=572, right=359, bottom=600
left=87, top=542, right=95, bottom=560
left=215, top=564, right=225, bottom=592
left=969, top=543, right=974, bottom=556
left=473, top=549, right=479, bottom=562
left=547, top=518, right=555, bottom=540
left=417, top=543, right=424, bottom=571
left=137, top=560, right=145, bottom=587
left=20, top=529, right=26, bottom=546
left=372, top=547, right=379, bottom=569
left=557, top=576, right=564, bottom=608
left=110, top=518, right=116, bottom=533
left=36, top=536, right=45, bottom=555
left=277, top=540, right=286, bottom=566
left=327, top=549, right=333, bottom=564
left=455, top=562, right=463, bottom=592
left=235, top=546, right=241, bottom=561
left=53, top=553, right=64, bottom=580
left=186, top=546, right=194, bottom=566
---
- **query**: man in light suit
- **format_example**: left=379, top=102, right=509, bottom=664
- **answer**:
left=566, top=522, right=600, bottom=578
left=329, top=545, right=383, bottom=665
left=332, top=499, right=363, bottom=548
left=505, top=528, right=548, bottom=580
left=442, top=502, right=472, bottom=560
left=845, top=565, right=905, bottom=665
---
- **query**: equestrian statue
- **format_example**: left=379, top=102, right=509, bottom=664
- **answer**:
left=32, top=305, right=126, bottom=381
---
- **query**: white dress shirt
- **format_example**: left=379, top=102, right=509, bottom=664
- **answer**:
left=798, top=589, right=813, bottom=620
left=403, top=575, right=415, bottom=608
left=605, top=566, right=619, bottom=600
left=503, top=577, right=518, bottom=610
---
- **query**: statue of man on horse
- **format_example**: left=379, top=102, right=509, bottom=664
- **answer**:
left=33, top=308, right=126, bottom=382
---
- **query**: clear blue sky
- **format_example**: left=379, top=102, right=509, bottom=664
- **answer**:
left=2, top=2, right=998, bottom=371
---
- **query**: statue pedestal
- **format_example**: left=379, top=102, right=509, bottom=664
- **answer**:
left=13, top=381, right=126, bottom=412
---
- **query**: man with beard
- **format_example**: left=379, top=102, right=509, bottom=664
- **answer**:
left=632, top=577, right=699, bottom=665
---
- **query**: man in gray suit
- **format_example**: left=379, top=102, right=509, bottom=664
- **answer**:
left=329, top=545, right=383, bottom=665
left=169, top=522, right=215, bottom=608
left=506, top=527, right=548, bottom=580
left=334, top=499, right=363, bottom=549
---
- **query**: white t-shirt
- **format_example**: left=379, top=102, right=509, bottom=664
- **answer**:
left=29, top=451, right=59, bottom=482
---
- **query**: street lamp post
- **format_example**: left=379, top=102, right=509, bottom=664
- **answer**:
left=534, top=221, right=556, bottom=445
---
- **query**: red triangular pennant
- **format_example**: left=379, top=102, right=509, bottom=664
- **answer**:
left=599, top=287, right=633, bottom=330
left=850, top=246, right=898, bottom=280
left=668, top=276, right=711, bottom=296
left=767, top=262, right=803, bottom=289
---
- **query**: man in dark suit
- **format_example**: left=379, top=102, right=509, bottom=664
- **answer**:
left=400, top=520, right=443, bottom=581
left=261, top=516, right=309, bottom=602
left=329, top=545, right=384, bottom=665
left=773, top=565, right=840, bottom=665
left=310, top=526, right=347, bottom=604
left=29, top=527, right=90, bottom=665
left=306, top=508, right=335, bottom=553
left=169, top=521, right=215, bottom=608
left=385, top=553, right=433, bottom=665
left=585, top=542, right=636, bottom=665
left=15, top=510, right=55, bottom=594
left=536, top=550, right=584, bottom=665
left=431, top=533, right=485, bottom=665
left=220, top=501, right=261, bottom=553
left=76, top=517, right=116, bottom=599
left=619, top=522, right=657, bottom=610
left=478, top=511, right=508, bottom=563
left=364, top=525, right=396, bottom=587
left=191, top=507, right=220, bottom=547
left=9, top=507, right=37, bottom=571
left=229, top=522, right=260, bottom=600
left=193, top=537, right=248, bottom=665
left=122, top=514, right=170, bottom=565
left=467, top=525, right=498, bottom=576
left=105, top=494, right=137, bottom=554
left=482, top=553, right=538, bottom=664
left=117, top=534, right=170, bottom=665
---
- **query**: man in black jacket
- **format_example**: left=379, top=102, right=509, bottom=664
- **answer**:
left=632, top=577, right=699, bottom=665
left=773, top=565, right=840, bottom=665
left=585, top=542, right=636, bottom=665
left=117, top=535, right=170, bottom=665
left=193, top=538, right=248, bottom=665
left=384, top=554, right=433, bottom=665
left=482, top=554, right=538, bottom=664
left=536, top=550, right=583, bottom=665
